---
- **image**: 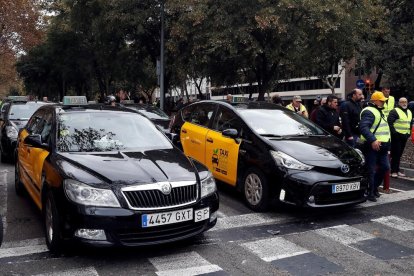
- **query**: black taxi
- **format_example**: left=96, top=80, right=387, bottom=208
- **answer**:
left=15, top=96, right=218, bottom=254
left=170, top=100, right=368, bottom=211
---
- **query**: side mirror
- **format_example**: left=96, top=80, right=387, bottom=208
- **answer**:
left=165, top=132, right=179, bottom=144
left=24, top=134, right=49, bottom=150
left=222, top=128, right=238, bottom=139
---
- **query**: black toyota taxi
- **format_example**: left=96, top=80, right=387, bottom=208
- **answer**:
left=15, top=96, right=218, bottom=254
left=170, top=100, right=368, bottom=211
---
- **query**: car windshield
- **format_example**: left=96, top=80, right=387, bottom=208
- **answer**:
left=238, top=109, right=325, bottom=136
left=57, top=111, right=172, bottom=152
left=9, top=103, right=46, bottom=120
left=130, top=106, right=169, bottom=120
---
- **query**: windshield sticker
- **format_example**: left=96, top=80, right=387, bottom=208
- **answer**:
left=212, top=148, right=229, bottom=175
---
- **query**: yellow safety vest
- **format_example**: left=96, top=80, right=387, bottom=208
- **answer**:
left=394, top=108, right=412, bottom=135
left=286, top=103, right=308, bottom=117
left=383, top=96, right=395, bottom=117
left=360, top=106, right=391, bottom=143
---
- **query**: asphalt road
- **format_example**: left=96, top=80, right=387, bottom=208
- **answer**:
left=1, top=162, right=414, bottom=276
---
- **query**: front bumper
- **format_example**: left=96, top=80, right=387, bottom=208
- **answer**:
left=60, top=192, right=219, bottom=247
left=1, top=137, right=16, bottom=158
left=278, top=171, right=368, bottom=207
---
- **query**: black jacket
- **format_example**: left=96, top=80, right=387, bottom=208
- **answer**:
left=387, top=107, right=413, bottom=137
left=340, top=99, right=362, bottom=138
left=316, top=105, right=341, bottom=137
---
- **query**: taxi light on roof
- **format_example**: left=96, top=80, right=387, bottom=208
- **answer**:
left=63, top=96, right=88, bottom=106
left=232, top=96, right=248, bottom=103
left=120, top=100, right=134, bottom=104
left=7, top=96, right=28, bottom=102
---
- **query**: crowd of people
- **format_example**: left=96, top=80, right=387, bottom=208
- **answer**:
left=272, top=86, right=413, bottom=202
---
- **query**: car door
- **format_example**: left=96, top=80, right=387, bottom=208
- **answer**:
left=18, top=109, right=52, bottom=207
left=180, top=103, right=216, bottom=164
left=206, top=106, right=242, bottom=186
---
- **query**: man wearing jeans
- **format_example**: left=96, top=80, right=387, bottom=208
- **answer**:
left=359, top=91, right=391, bottom=202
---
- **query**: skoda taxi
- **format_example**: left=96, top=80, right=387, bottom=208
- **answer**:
left=170, top=100, right=368, bottom=211
left=15, top=96, right=218, bottom=254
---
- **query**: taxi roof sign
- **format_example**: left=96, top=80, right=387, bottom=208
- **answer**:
left=232, top=96, right=248, bottom=103
left=63, top=96, right=88, bottom=106
left=120, top=100, right=134, bottom=104
left=7, top=96, right=28, bottom=102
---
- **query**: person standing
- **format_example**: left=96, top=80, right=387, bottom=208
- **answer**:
left=381, top=86, right=395, bottom=117
left=387, top=97, right=413, bottom=177
left=316, top=95, right=342, bottom=138
left=286, top=95, right=308, bottom=118
left=340, top=89, right=363, bottom=147
left=359, top=91, right=391, bottom=202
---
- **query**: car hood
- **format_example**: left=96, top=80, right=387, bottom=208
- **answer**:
left=58, top=148, right=197, bottom=185
left=267, top=136, right=360, bottom=166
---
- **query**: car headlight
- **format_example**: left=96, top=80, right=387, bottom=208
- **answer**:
left=354, top=148, right=365, bottom=165
left=201, top=172, right=217, bottom=198
left=271, top=150, right=313, bottom=171
left=64, top=179, right=120, bottom=207
left=6, top=126, right=18, bottom=139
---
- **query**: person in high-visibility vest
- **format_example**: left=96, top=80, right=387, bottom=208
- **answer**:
left=359, top=91, right=391, bottom=202
left=286, top=95, right=308, bottom=118
left=387, top=97, right=413, bottom=178
left=381, top=86, right=395, bottom=117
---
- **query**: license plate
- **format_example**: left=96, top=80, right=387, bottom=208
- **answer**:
left=142, top=208, right=193, bottom=228
left=332, top=182, right=360, bottom=193
left=194, top=207, right=209, bottom=222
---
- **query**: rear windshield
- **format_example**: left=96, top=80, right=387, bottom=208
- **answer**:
left=9, top=103, right=47, bottom=120
left=57, top=111, right=172, bottom=152
left=238, top=109, right=325, bottom=136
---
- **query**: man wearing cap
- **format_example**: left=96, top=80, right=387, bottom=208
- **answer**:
left=387, top=97, right=413, bottom=178
left=359, top=91, right=391, bottom=202
left=286, top=95, right=308, bottom=118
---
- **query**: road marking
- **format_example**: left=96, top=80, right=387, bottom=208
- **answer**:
left=241, top=237, right=309, bottom=262
left=149, top=251, right=223, bottom=276
left=1, top=238, right=45, bottom=249
left=371, top=215, right=414, bottom=231
left=216, top=211, right=227, bottom=218
left=0, top=169, right=9, bottom=236
left=315, top=225, right=375, bottom=245
left=0, top=244, right=49, bottom=259
left=358, top=190, right=414, bottom=208
left=33, top=267, right=99, bottom=276
left=211, top=213, right=287, bottom=231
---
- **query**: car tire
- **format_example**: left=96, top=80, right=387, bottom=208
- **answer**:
left=44, top=191, right=64, bottom=255
left=14, top=159, right=25, bottom=196
left=242, top=168, right=270, bottom=212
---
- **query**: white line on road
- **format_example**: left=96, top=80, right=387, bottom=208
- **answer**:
left=358, top=190, right=414, bottom=208
left=149, top=251, right=223, bottom=276
left=1, top=237, right=45, bottom=249
left=315, top=224, right=375, bottom=245
left=0, top=244, right=49, bottom=259
left=241, top=236, right=309, bottom=262
left=0, top=169, right=10, bottom=237
left=33, top=267, right=100, bottom=276
left=211, top=213, right=288, bottom=231
left=371, top=215, right=414, bottom=232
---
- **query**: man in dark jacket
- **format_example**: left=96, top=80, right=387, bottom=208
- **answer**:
left=316, top=95, right=342, bottom=138
left=340, top=89, right=363, bottom=147
left=387, top=97, right=413, bottom=177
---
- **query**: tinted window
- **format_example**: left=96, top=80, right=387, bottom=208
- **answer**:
left=57, top=111, right=172, bottom=152
left=212, top=106, right=243, bottom=133
left=183, top=103, right=215, bottom=127
left=238, top=109, right=325, bottom=136
left=26, top=110, right=44, bottom=134
left=9, top=102, right=47, bottom=120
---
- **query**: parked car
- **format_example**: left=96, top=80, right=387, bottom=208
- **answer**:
left=15, top=96, right=218, bottom=254
left=0, top=97, right=50, bottom=162
left=121, top=101, right=171, bottom=133
left=170, top=100, right=368, bottom=211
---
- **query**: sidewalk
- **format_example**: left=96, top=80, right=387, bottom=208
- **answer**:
left=400, top=142, right=414, bottom=178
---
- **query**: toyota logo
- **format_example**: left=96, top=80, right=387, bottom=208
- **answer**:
left=341, top=164, right=350, bottom=174
left=160, top=183, right=172, bottom=195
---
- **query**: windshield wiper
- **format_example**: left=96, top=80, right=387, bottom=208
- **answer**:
left=260, top=134, right=284, bottom=139
left=10, top=118, right=29, bottom=121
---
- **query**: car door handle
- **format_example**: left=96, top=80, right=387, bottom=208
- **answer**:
left=206, top=137, right=213, bottom=143
left=181, top=129, right=187, bottom=133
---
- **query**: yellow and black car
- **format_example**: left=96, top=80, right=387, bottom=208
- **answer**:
left=170, top=100, right=368, bottom=211
left=15, top=96, right=218, bottom=254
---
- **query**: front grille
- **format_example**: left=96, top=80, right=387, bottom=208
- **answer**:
left=113, top=221, right=206, bottom=245
left=122, top=182, right=198, bottom=210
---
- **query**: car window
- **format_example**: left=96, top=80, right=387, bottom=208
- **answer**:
left=40, top=112, right=54, bottom=143
left=212, top=106, right=243, bottom=133
left=181, top=105, right=196, bottom=122
left=26, top=110, right=44, bottom=134
left=238, top=109, right=325, bottom=136
left=9, top=103, right=46, bottom=120
left=57, top=111, right=172, bottom=152
left=185, top=103, right=215, bottom=127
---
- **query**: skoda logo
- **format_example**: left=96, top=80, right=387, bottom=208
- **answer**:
left=341, top=164, right=350, bottom=174
left=160, top=183, right=172, bottom=195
